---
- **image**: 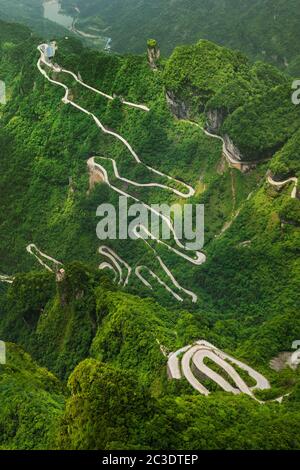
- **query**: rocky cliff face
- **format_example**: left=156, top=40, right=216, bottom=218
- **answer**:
left=147, top=40, right=160, bottom=69
left=165, top=90, right=189, bottom=119
left=206, top=108, right=227, bottom=133
left=165, top=92, right=248, bottom=165
left=223, top=134, right=245, bottom=162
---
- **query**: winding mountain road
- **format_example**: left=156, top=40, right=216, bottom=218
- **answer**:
left=98, top=245, right=131, bottom=286
left=58, top=66, right=150, bottom=112
left=3, top=48, right=298, bottom=304
left=188, top=121, right=251, bottom=167
left=37, top=43, right=205, bottom=302
left=187, top=120, right=272, bottom=170
left=1, top=243, right=63, bottom=284
left=0, top=275, right=14, bottom=284
left=26, top=243, right=63, bottom=273
left=135, top=265, right=184, bottom=302
left=267, top=173, right=298, bottom=199
left=193, top=349, right=249, bottom=395
left=88, top=156, right=194, bottom=198
left=98, top=261, right=118, bottom=283
left=168, top=340, right=270, bottom=401
left=89, top=156, right=202, bottom=262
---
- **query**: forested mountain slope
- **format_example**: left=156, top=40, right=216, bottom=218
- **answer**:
left=0, top=263, right=300, bottom=449
left=0, top=19, right=300, bottom=449
left=0, top=21, right=299, bottom=306
left=61, top=0, right=300, bottom=75
left=0, top=0, right=73, bottom=40
left=2, top=2, right=300, bottom=74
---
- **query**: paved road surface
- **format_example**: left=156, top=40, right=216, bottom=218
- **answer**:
left=168, top=340, right=270, bottom=401
left=37, top=43, right=207, bottom=302
left=267, top=173, right=298, bottom=199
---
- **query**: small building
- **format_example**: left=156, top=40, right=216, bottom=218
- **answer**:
left=45, top=41, right=57, bottom=60
left=46, top=46, right=55, bottom=59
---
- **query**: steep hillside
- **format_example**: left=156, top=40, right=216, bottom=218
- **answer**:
left=0, top=265, right=300, bottom=449
left=0, top=19, right=300, bottom=450
left=0, top=21, right=299, bottom=308
left=164, top=40, right=300, bottom=161
left=2, top=1, right=300, bottom=74
left=0, top=0, right=74, bottom=40
left=61, top=0, right=300, bottom=75
left=0, top=343, right=65, bottom=450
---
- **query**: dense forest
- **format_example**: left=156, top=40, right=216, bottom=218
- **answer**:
left=2, top=1, right=300, bottom=75
left=61, top=0, right=300, bottom=75
left=1, top=265, right=300, bottom=450
left=0, top=0, right=73, bottom=39
left=0, top=15, right=300, bottom=450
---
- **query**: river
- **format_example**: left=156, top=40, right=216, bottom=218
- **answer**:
left=43, top=0, right=74, bottom=29
left=43, top=0, right=112, bottom=51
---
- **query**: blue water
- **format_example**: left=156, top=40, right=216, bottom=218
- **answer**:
left=43, top=0, right=74, bottom=29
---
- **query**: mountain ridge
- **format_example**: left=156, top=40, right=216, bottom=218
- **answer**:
left=0, top=18, right=299, bottom=450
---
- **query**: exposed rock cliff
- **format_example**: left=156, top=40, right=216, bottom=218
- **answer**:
left=206, top=108, right=227, bottom=133
left=223, top=134, right=245, bottom=162
left=147, top=39, right=160, bottom=69
left=165, top=90, right=189, bottom=119
left=165, top=91, right=249, bottom=168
